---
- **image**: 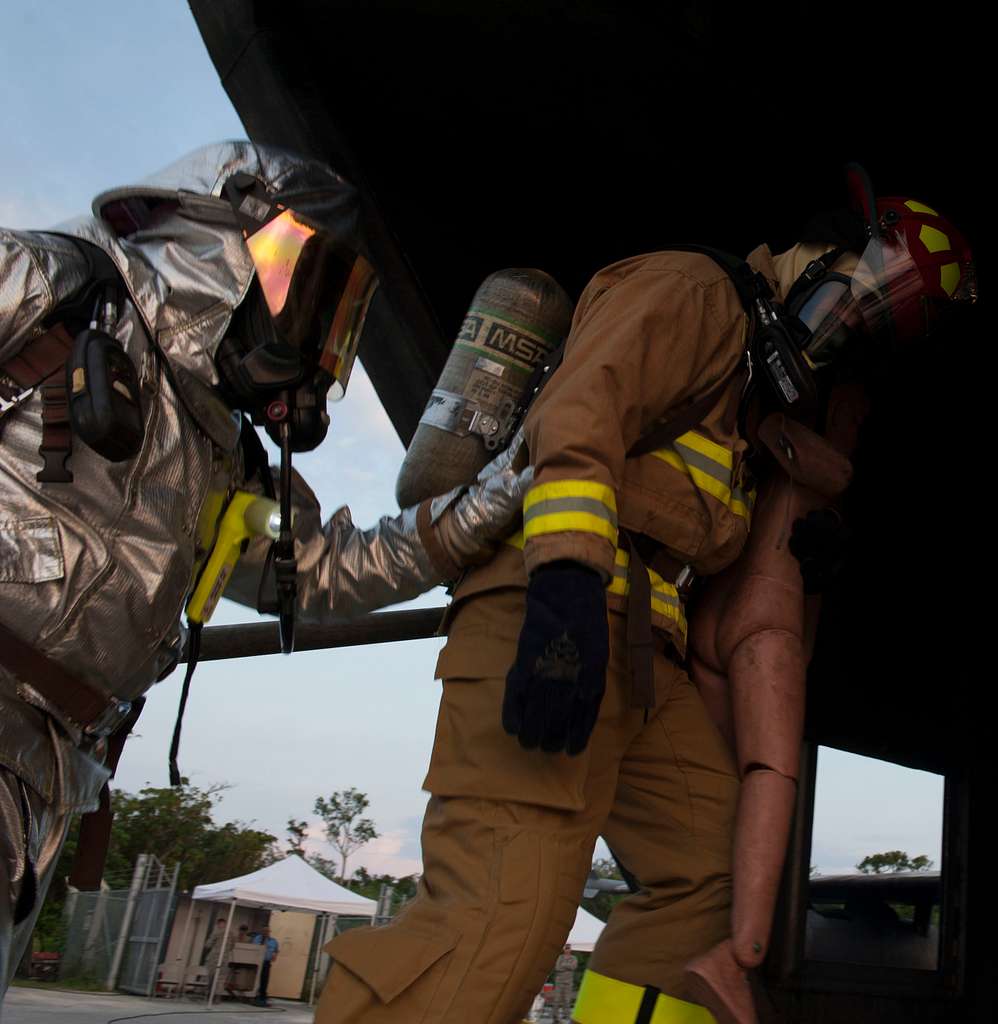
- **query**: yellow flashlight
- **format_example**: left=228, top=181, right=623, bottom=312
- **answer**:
left=186, top=490, right=283, bottom=625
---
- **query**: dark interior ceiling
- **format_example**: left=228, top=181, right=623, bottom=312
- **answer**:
left=190, top=1, right=985, bottom=775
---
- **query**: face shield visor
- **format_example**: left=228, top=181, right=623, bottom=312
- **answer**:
left=796, top=230, right=976, bottom=371
left=224, top=174, right=379, bottom=404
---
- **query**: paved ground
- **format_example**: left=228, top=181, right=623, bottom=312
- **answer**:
left=4, top=986, right=314, bottom=1023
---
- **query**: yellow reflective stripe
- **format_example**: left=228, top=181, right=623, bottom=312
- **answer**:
left=524, top=480, right=617, bottom=514
left=730, top=484, right=756, bottom=523
left=675, top=429, right=733, bottom=469
left=573, top=969, right=717, bottom=1024
left=523, top=510, right=618, bottom=544
left=686, top=464, right=732, bottom=506
left=523, top=480, right=618, bottom=543
left=730, top=496, right=752, bottom=522
left=652, top=448, right=733, bottom=506
left=648, top=431, right=752, bottom=518
left=506, top=536, right=688, bottom=635
left=652, top=596, right=688, bottom=636
left=650, top=447, right=688, bottom=474
left=609, top=550, right=688, bottom=636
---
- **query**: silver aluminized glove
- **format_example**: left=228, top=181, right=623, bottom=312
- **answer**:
left=227, top=434, right=532, bottom=620
left=433, top=463, right=534, bottom=571
left=419, top=434, right=532, bottom=578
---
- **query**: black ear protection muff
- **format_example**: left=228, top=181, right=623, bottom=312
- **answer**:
left=66, top=284, right=144, bottom=462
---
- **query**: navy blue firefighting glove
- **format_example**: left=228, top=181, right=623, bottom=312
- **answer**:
left=788, top=508, right=851, bottom=594
left=502, top=561, right=609, bottom=755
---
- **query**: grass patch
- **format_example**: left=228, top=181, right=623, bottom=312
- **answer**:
left=11, top=976, right=111, bottom=993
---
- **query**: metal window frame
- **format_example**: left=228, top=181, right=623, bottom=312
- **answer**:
left=767, top=740, right=969, bottom=1002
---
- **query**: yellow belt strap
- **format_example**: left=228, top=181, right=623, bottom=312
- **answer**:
left=573, top=970, right=716, bottom=1024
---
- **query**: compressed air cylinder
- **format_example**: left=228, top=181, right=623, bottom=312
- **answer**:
left=396, top=268, right=573, bottom=508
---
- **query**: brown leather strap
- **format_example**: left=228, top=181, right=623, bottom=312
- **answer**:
left=0, top=323, right=76, bottom=482
left=69, top=697, right=145, bottom=891
left=0, top=324, right=74, bottom=400
left=37, top=381, right=73, bottom=483
left=621, top=532, right=655, bottom=712
left=0, top=621, right=117, bottom=730
left=416, top=498, right=462, bottom=582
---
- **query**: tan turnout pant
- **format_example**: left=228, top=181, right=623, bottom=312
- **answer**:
left=315, top=589, right=737, bottom=1023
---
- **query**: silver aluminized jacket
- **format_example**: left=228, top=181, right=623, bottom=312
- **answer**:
left=0, top=143, right=525, bottom=990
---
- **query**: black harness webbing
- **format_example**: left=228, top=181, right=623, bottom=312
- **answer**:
left=635, top=985, right=661, bottom=1024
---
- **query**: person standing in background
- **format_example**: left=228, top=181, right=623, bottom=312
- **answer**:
left=252, top=925, right=279, bottom=1007
left=552, top=944, right=578, bottom=1021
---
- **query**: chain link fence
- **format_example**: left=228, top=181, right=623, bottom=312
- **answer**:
left=58, top=888, right=131, bottom=985
left=58, top=853, right=179, bottom=993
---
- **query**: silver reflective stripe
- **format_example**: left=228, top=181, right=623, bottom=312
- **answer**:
left=649, top=584, right=681, bottom=608
left=732, top=485, right=753, bottom=511
left=523, top=496, right=618, bottom=528
left=673, top=437, right=731, bottom=488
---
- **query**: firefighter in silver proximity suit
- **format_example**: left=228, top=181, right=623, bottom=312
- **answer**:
left=0, top=141, right=529, bottom=1001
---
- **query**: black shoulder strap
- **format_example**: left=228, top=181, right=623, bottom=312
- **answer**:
left=654, top=243, right=767, bottom=310
left=628, top=373, right=740, bottom=457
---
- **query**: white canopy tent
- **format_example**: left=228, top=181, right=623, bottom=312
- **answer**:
left=192, top=854, right=377, bottom=915
left=566, top=906, right=606, bottom=953
left=189, top=856, right=376, bottom=1004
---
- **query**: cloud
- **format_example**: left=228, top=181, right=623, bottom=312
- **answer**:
left=302, top=823, right=423, bottom=880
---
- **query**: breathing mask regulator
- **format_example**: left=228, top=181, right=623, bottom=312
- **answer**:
left=743, top=162, right=976, bottom=428
left=216, top=170, right=379, bottom=654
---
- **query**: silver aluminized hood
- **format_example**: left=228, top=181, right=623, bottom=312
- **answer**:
left=50, top=141, right=364, bottom=444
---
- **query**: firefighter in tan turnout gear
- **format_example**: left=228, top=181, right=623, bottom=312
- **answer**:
left=317, top=244, right=754, bottom=1024
left=0, top=141, right=531, bottom=1002
left=316, top=165, right=975, bottom=1024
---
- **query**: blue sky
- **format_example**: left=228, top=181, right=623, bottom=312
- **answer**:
left=1, top=0, right=943, bottom=883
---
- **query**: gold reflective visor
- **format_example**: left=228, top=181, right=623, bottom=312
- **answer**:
left=242, top=204, right=378, bottom=400
left=319, top=253, right=378, bottom=400
left=246, top=207, right=316, bottom=319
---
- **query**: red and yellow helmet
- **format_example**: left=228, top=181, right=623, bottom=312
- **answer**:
left=794, top=168, right=976, bottom=370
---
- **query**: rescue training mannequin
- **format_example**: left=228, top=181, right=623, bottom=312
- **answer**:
left=684, top=374, right=870, bottom=1024
left=0, top=141, right=531, bottom=999
left=684, top=191, right=977, bottom=1021
left=314, top=168, right=975, bottom=1023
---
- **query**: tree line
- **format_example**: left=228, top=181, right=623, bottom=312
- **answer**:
left=34, top=774, right=934, bottom=955
left=33, top=783, right=407, bottom=951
